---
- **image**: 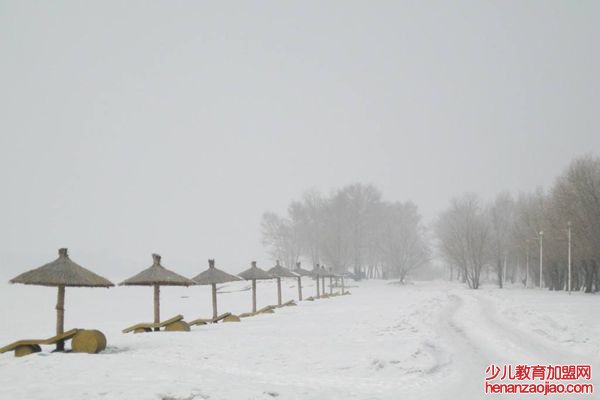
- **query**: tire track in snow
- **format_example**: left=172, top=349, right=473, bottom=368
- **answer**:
left=421, top=293, right=492, bottom=399
left=443, top=290, right=599, bottom=399
left=459, top=291, right=574, bottom=365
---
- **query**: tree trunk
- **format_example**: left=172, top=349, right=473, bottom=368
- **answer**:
left=583, top=260, right=593, bottom=293
left=56, top=285, right=65, bottom=351
left=154, top=284, right=160, bottom=331
left=277, top=277, right=282, bottom=306
left=496, top=259, right=503, bottom=288
left=404, top=272, right=408, bottom=283
left=591, top=260, right=600, bottom=292
left=297, top=276, right=302, bottom=301
left=211, top=283, right=218, bottom=319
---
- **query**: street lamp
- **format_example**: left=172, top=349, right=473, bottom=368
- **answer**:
left=525, top=242, right=530, bottom=288
left=539, top=231, right=544, bottom=288
left=567, top=221, right=572, bottom=294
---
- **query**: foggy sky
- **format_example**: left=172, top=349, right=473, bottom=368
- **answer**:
left=1, top=1, right=598, bottom=280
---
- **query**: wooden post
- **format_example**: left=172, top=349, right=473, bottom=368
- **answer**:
left=321, top=276, right=326, bottom=295
left=341, top=275, right=345, bottom=294
left=277, top=277, right=282, bottom=306
left=329, top=276, right=333, bottom=294
left=211, top=283, right=218, bottom=320
left=153, top=284, right=160, bottom=331
left=316, top=275, right=320, bottom=298
left=56, top=285, right=65, bottom=351
left=297, top=276, right=302, bottom=301
left=252, top=279, right=257, bottom=313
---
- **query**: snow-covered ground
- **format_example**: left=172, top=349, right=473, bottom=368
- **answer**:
left=0, top=279, right=597, bottom=400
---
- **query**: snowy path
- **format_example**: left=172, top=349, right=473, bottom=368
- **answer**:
left=0, top=280, right=597, bottom=400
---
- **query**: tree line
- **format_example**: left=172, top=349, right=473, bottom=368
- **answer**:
left=260, top=184, right=430, bottom=281
left=435, top=154, right=600, bottom=292
left=261, top=154, right=599, bottom=292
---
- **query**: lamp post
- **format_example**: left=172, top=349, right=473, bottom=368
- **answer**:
left=568, top=221, right=572, bottom=294
left=525, top=243, right=529, bottom=288
left=539, top=231, right=544, bottom=288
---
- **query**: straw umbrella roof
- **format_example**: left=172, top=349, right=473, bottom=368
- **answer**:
left=192, top=259, right=242, bottom=285
left=293, top=267, right=313, bottom=277
left=292, top=261, right=312, bottom=277
left=310, top=265, right=322, bottom=277
left=267, top=260, right=298, bottom=278
left=10, top=248, right=114, bottom=287
left=238, top=261, right=273, bottom=280
left=120, top=254, right=194, bottom=286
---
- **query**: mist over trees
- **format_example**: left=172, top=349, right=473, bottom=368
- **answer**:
left=261, top=183, right=430, bottom=281
left=435, top=154, right=600, bottom=292
left=261, top=155, right=599, bottom=292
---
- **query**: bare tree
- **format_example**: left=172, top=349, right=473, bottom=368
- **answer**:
left=488, top=192, right=515, bottom=288
left=380, top=201, right=430, bottom=282
left=287, top=190, right=325, bottom=268
left=550, top=155, right=600, bottom=292
left=261, top=183, right=429, bottom=282
left=512, top=189, right=547, bottom=287
left=260, top=212, right=302, bottom=269
left=436, top=194, right=490, bottom=289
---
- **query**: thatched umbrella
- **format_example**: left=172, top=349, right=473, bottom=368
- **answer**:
left=238, top=261, right=273, bottom=313
left=267, top=260, right=298, bottom=306
left=191, top=259, right=242, bottom=319
left=9, top=248, right=114, bottom=351
left=120, top=254, right=194, bottom=330
left=293, top=261, right=313, bottom=301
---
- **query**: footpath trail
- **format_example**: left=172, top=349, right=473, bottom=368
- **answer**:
left=428, top=285, right=599, bottom=400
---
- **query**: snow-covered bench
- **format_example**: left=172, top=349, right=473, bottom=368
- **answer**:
left=122, top=314, right=190, bottom=333
left=189, top=312, right=240, bottom=326
left=239, top=305, right=277, bottom=318
left=0, top=328, right=107, bottom=357
left=275, top=300, right=297, bottom=308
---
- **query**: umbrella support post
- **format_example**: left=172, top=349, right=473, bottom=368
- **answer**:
left=329, top=276, right=333, bottom=295
left=321, top=276, right=325, bottom=296
left=56, top=285, right=65, bottom=352
left=297, top=276, right=302, bottom=301
left=277, top=277, right=282, bottom=306
left=342, top=276, right=345, bottom=294
left=252, top=279, right=257, bottom=313
left=316, top=276, right=320, bottom=298
left=212, top=283, right=218, bottom=320
left=153, top=284, right=160, bottom=332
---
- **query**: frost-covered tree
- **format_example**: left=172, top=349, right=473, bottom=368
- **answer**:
left=512, top=189, right=549, bottom=288
left=550, top=155, right=600, bottom=292
left=260, top=212, right=302, bottom=269
left=380, top=202, right=430, bottom=282
left=488, top=192, right=515, bottom=288
left=260, top=183, right=429, bottom=281
left=436, top=194, right=490, bottom=289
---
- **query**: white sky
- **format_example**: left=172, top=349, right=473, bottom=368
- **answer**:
left=1, top=1, right=598, bottom=279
